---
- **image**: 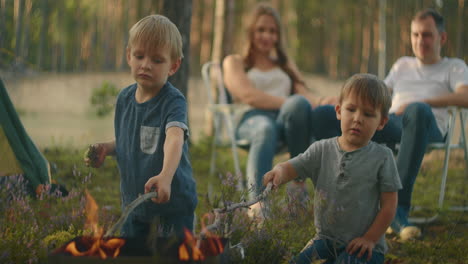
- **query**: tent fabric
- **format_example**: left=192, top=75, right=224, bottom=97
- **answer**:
left=0, top=126, right=23, bottom=176
left=0, top=78, right=50, bottom=191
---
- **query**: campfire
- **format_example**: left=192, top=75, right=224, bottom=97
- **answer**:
left=50, top=191, right=228, bottom=263
left=57, top=190, right=125, bottom=259
left=179, top=214, right=225, bottom=261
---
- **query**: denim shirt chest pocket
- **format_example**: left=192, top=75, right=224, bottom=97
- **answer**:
left=140, top=126, right=160, bottom=154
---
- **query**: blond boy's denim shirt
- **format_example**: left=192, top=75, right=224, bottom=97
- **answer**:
left=114, top=82, right=197, bottom=232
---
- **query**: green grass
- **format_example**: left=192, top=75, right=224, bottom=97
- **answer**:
left=0, top=138, right=467, bottom=263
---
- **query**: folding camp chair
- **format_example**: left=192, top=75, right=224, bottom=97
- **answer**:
left=201, top=62, right=245, bottom=183
left=407, top=107, right=468, bottom=223
left=202, top=61, right=288, bottom=193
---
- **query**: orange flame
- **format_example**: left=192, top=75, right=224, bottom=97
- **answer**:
left=199, top=213, right=224, bottom=256
left=179, top=228, right=205, bottom=261
left=62, top=190, right=125, bottom=259
left=178, top=213, right=224, bottom=261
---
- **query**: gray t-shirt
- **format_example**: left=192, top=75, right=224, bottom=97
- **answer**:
left=115, top=82, right=197, bottom=221
left=290, top=137, right=402, bottom=254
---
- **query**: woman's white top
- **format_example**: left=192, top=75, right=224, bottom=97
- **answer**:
left=228, top=67, right=292, bottom=127
left=246, top=67, right=292, bottom=99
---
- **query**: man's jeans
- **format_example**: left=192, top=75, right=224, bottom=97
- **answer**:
left=312, top=102, right=443, bottom=216
left=237, top=95, right=312, bottom=198
left=291, top=238, right=384, bottom=264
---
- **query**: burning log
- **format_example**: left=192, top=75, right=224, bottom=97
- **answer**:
left=51, top=235, right=229, bottom=264
left=61, top=236, right=125, bottom=259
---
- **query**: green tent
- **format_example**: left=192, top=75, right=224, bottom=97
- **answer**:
left=0, top=78, right=50, bottom=194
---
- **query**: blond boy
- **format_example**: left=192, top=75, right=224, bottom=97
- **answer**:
left=85, top=15, right=197, bottom=238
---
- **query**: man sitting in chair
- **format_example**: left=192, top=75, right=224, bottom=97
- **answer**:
left=312, top=8, right=468, bottom=239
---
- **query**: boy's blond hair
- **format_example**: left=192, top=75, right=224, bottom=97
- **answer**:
left=128, top=14, right=183, bottom=60
left=339, top=73, right=392, bottom=117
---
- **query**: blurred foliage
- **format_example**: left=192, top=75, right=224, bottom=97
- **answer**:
left=90, top=81, right=119, bottom=117
left=1, top=0, right=465, bottom=78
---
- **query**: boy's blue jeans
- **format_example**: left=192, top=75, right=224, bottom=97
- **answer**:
left=121, top=213, right=194, bottom=238
left=291, top=238, right=384, bottom=264
left=312, top=102, right=443, bottom=227
left=237, top=95, right=312, bottom=198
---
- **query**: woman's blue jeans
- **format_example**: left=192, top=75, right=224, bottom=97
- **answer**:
left=312, top=102, right=443, bottom=221
left=291, top=238, right=384, bottom=264
left=237, top=95, right=312, bottom=198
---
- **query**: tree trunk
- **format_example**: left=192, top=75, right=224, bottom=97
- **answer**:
left=190, top=0, right=201, bottom=73
left=351, top=2, right=362, bottom=74
left=283, top=0, right=297, bottom=59
left=0, top=0, right=5, bottom=62
left=163, top=0, right=192, bottom=98
left=378, top=0, right=387, bottom=79
left=36, top=0, right=49, bottom=70
left=212, top=0, right=225, bottom=64
left=22, top=0, right=31, bottom=68
left=103, top=0, right=114, bottom=71
left=200, top=0, right=214, bottom=65
left=204, top=0, right=226, bottom=136
left=222, top=0, right=235, bottom=59
left=325, top=1, right=338, bottom=79
left=14, top=0, right=25, bottom=70
left=73, top=0, right=82, bottom=71
left=120, top=0, right=129, bottom=70
left=360, top=1, right=371, bottom=73
left=455, top=0, right=464, bottom=58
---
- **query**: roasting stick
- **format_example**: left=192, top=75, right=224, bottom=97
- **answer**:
left=104, top=192, right=158, bottom=238
left=104, top=183, right=273, bottom=238
left=201, top=183, right=273, bottom=237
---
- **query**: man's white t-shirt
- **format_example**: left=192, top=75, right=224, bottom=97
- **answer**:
left=384, top=56, right=468, bottom=135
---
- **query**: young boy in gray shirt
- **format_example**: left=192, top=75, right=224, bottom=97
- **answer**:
left=263, top=74, right=402, bottom=264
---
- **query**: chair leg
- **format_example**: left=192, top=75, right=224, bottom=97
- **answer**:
left=410, top=110, right=468, bottom=224
left=408, top=152, right=447, bottom=223
left=409, top=133, right=453, bottom=224
left=209, top=112, right=223, bottom=176
left=224, top=112, right=244, bottom=191
left=460, top=111, right=468, bottom=173
left=439, top=109, right=468, bottom=212
left=453, top=111, right=468, bottom=212
left=438, top=147, right=451, bottom=209
left=209, top=136, right=217, bottom=176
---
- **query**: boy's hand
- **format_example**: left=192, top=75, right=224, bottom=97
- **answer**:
left=84, top=144, right=107, bottom=168
left=346, top=237, right=375, bottom=261
left=262, top=165, right=286, bottom=189
left=144, top=175, right=171, bottom=204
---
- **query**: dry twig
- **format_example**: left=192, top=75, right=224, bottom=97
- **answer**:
left=201, top=183, right=273, bottom=237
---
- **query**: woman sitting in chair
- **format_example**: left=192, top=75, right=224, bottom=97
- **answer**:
left=223, top=2, right=337, bottom=206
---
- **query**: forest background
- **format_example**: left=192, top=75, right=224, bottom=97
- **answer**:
left=1, top=0, right=466, bottom=82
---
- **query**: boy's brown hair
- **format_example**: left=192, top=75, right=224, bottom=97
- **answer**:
left=128, top=14, right=183, bottom=60
left=339, top=73, right=392, bottom=117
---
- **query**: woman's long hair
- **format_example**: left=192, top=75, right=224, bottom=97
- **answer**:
left=242, top=3, right=305, bottom=88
